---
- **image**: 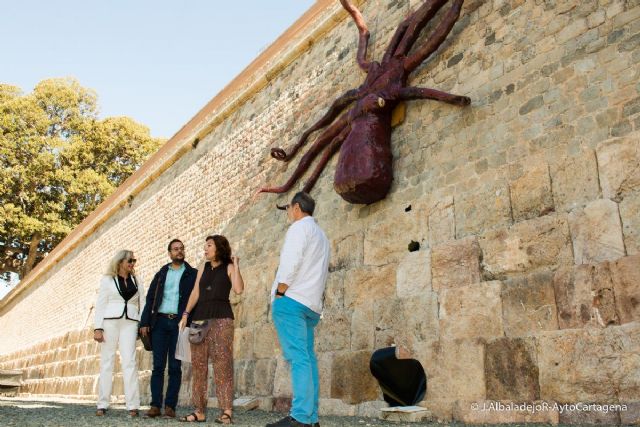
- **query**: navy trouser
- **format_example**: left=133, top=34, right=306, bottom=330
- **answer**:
left=150, top=316, right=182, bottom=409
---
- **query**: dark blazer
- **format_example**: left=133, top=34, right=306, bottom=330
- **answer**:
left=139, top=261, right=197, bottom=328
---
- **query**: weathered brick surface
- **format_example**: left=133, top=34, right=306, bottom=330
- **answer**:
left=1, top=0, right=640, bottom=421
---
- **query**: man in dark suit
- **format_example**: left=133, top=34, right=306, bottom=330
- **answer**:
left=140, top=239, right=197, bottom=418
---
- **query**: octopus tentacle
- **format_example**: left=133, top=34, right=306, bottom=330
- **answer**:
left=302, top=126, right=350, bottom=194
left=339, top=0, right=372, bottom=71
left=382, top=19, right=410, bottom=63
left=271, top=89, right=359, bottom=162
left=394, top=0, right=449, bottom=58
left=259, top=116, right=350, bottom=194
left=404, top=0, right=464, bottom=73
left=399, top=86, right=470, bottom=106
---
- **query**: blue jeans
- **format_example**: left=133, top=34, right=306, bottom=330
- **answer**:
left=272, top=296, right=321, bottom=424
left=150, top=316, right=181, bottom=409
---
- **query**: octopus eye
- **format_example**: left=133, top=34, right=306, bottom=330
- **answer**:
left=377, top=97, right=386, bottom=108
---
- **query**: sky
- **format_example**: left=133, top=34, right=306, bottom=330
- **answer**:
left=1, top=0, right=315, bottom=139
left=0, top=0, right=315, bottom=299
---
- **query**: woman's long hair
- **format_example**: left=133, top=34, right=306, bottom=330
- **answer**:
left=105, top=249, right=134, bottom=277
left=206, top=235, right=232, bottom=264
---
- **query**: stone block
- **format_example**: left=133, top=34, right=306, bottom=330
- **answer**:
left=380, top=407, right=433, bottom=422
left=553, top=262, right=620, bottom=329
left=620, top=192, right=640, bottom=255
left=550, top=150, right=600, bottom=212
left=317, top=352, right=332, bottom=399
left=420, top=339, right=485, bottom=402
left=427, top=196, right=455, bottom=245
left=330, top=232, right=363, bottom=272
left=373, top=298, right=400, bottom=350
left=611, top=255, right=640, bottom=324
left=431, top=236, right=481, bottom=291
left=315, top=309, right=350, bottom=352
left=485, top=337, right=540, bottom=400
left=234, top=359, right=255, bottom=395
left=509, top=162, right=554, bottom=221
left=480, top=214, right=572, bottom=278
left=396, top=248, right=431, bottom=298
left=272, top=357, right=291, bottom=398
left=439, top=281, right=503, bottom=340
left=350, top=303, right=374, bottom=351
left=452, top=400, right=559, bottom=424
left=356, top=400, right=387, bottom=417
left=233, top=327, right=254, bottom=360
left=502, top=270, right=559, bottom=336
left=253, top=322, right=279, bottom=359
left=568, top=199, right=626, bottom=264
left=455, top=185, right=512, bottom=237
left=596, top=137, right=640, bottom=200
left=620, top=401, right=640, bottom=425
left=323, top=270, right=344, bottom=310
left=394, top=292, right=440, bottom=358
left=558, top=404, right=621, bottom=425
left=253, top=358, right=277, bottom=396
left=331, top=350, right=380, bottom=404
left=318, top=398, right=356, bottom=416
left=364, top=207, right=427, bottom=266
left=343, top=264, right=395, bottom=308
left=537, top=323, right=640, bottom=403
left=272, top=397, right=292, bottom=413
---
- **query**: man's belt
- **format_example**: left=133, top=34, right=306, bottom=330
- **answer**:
left=157, top=312, right=178, bottom=319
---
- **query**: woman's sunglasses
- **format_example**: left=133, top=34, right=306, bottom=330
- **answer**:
left=127, top=258, right=137, bottom=264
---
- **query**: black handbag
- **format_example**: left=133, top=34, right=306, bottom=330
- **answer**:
left=188, top=320, right=212, bottom=344
left=140, top=275, right=160, bottom=351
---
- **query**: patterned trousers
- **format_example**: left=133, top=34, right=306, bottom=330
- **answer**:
left=190, top=318, right=234, bottom=414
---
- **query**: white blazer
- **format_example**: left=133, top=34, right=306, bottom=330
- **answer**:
left=94, top=275, right=145, bottom=330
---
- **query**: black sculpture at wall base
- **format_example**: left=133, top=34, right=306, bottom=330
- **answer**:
left=370, top=347, right=427, bottom=406
left=259, top=0, right=470, bottom=204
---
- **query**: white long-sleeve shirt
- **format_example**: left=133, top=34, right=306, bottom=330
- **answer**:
left=271, top=216, right=330, bottom=314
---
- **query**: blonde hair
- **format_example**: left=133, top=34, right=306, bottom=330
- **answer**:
left=105, top=249, right=134, bottom=277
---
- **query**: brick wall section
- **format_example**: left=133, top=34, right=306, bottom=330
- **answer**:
left=1, top=0, right=640, bottom=424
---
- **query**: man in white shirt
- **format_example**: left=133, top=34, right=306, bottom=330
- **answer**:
left=267, top=192, right=330, bottom=427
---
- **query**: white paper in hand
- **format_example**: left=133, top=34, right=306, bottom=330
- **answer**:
left=175, top=327, right=191, bottom=363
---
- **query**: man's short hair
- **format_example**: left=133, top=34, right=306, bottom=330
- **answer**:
left=291, top=191, right=315, bottom=215
left=167, top=239, right=183, bottom=252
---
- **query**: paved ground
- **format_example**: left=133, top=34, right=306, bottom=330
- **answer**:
left=0, top=397, right=566, bottom=426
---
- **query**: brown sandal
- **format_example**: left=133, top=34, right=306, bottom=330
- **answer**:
left=95, top=408, right=107, bottom=416
left=129, top=409, right=139, bottom=417
left=180, top=412, right=206, bottom=422
left=214, top=412, right=233, bottom=424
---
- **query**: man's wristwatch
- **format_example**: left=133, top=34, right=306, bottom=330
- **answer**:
left=275, top=290, right=286, bottom=297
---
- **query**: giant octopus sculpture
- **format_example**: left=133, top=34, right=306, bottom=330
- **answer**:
left=259, top=0, right=471, bottom=204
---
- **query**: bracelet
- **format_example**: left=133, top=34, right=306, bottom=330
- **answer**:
left=182, top=311, right=189, bottom=317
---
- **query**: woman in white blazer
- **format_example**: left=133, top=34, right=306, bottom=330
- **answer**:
left=94, top=249, right=145, bottom=417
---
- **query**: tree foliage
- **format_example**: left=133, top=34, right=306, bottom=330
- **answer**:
left=0, top=78, right=164, bottom=281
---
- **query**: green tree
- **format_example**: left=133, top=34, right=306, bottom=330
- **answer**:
left=0, top=78, right=164, bottom=281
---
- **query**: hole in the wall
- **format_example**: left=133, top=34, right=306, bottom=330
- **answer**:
left=192, top=138, right=200, bottom=149
left=370, top=347, right=426, bottom=407
left=408, top=240, right=420, bottom=252
left=405, top=205, right=412, bottom=212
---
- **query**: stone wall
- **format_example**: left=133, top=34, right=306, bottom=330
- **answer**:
left=1, top=0, right=640, bottom=424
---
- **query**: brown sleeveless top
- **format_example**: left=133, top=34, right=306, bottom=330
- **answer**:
left=192, top=262, right=234, bottom=320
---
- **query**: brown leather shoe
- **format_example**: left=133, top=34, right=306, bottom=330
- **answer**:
left=163, top=406, right=176, bottom=418
left=144, top=406, right=161, bottom=418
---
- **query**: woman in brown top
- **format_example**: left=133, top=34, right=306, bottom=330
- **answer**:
left=178, top=235, right=244, bottom=424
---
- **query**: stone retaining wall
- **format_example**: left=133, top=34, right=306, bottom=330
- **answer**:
left=1, top=0, right=639, bottom=424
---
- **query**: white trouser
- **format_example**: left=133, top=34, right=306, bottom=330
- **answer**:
left=97, top=317, right=140, bottom=410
